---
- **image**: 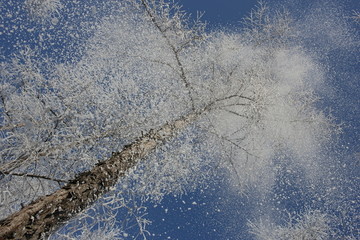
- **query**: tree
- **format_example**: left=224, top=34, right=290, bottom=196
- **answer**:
left=0, top=0, right=337, bottom=239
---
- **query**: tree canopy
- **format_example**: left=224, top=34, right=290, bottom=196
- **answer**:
left=0, top=0, right=359, bottom=239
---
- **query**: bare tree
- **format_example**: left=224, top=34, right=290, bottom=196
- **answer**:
left=0, top=0, right=335, bottom=239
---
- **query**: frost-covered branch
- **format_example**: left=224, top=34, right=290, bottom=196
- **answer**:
left=243, top=1, right=293, bottom=47
left=139, top=0, right=206, bottom=110
left=351, top=10, right=360, bottom=23
left=0, top=171, right=68, bottom=184
left=24, top=0, right=63, bottom=19
left=249, top=210, right=330, bottom=240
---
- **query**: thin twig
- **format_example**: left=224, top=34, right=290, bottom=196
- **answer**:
left=1, top=171, right=68, bottom=183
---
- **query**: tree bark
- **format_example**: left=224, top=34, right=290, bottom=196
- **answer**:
left=0, top=112, right=200, bottom=240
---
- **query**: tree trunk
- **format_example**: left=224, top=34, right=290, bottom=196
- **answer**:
left=0, top=112, right=200, bottom=240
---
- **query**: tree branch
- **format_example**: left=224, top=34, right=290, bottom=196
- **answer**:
left=140, top=0, right=197, bottom=110
left=0, top=171, right=68, bottom=184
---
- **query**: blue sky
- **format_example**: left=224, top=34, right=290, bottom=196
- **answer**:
left=177, top=0, right=258, bottom=27
left=1, top=0, right=359, bottom=239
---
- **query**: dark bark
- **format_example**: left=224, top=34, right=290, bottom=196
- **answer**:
left=0, top=112, right=199, bottom=240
